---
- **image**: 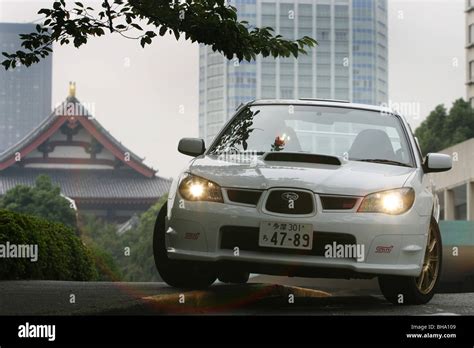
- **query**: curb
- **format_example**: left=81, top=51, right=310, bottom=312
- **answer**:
left=141, top=283, right=331, bottom=313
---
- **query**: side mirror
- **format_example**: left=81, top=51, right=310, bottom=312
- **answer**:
left=178, top=138, right=205, bottom=157
left=424, top=153, right=452, bottom=173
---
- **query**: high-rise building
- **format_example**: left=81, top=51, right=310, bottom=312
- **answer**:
left=199, top=0, right=388, bottom=144
left=0, top=23, right=52, bottom=153
left=467, top=0, right=474, bottom=106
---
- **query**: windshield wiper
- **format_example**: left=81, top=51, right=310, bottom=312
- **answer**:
left=353, top=159, right=412, bottom=168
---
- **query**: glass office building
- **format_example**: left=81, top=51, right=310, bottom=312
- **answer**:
left=0, top=23, right=53, bottom=153
left=199, top=0, right=388, bottom=144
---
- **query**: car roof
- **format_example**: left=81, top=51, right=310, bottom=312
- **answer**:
left=247, top=99, right=400, bottom=117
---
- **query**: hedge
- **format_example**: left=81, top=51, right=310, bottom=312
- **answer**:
left=0, top=209, right=97, bottom=280
left=87, top=244, right=123, bottom=281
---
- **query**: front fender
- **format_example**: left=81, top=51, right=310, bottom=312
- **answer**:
left=405, top=169, right=433, bottom=217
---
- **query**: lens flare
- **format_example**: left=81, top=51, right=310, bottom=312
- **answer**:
left=381, top=192, right=404, bottom=213
left=189, top=183, right=204, bottom=198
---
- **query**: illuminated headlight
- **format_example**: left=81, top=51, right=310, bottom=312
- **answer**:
left=178, top=173, right=223, bottom=203
left=358, top=188, right=415, bottom=215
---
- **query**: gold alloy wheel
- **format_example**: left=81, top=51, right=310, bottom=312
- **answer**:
left=416, top=225, right=440, bottom=295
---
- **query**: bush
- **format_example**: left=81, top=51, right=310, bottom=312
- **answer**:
left=87, top=244, right=123, bottom=281
left=79, top=215, right=124, bottom=281
left=0, top=209, right=97, bottom=280
left=0, top=175, right=77, bottom=229
left=79, top=195, right=167, bottom=282
left=119, top=197, right=166, bottom=282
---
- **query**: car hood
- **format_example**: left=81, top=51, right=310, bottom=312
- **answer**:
left=188, top=155, right=417, bottom=196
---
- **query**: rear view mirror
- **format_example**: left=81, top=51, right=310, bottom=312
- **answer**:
left=178, top=138, right=205, bottom=157
left=424, top=153, right=452, bottom=173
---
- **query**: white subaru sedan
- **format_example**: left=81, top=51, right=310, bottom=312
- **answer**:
left=153, top=99, right=452, bottom=305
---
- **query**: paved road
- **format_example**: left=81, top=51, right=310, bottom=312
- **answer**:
left=1, top=276, right=473, bottom=315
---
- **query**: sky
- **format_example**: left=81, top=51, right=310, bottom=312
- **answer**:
left=0, top=0, right=467, bottom=177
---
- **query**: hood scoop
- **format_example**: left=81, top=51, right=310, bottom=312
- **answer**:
left=263, top=152, right=342, bottom=166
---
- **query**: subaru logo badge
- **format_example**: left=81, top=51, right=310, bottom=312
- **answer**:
left=281, top=192, right=299, bottom=201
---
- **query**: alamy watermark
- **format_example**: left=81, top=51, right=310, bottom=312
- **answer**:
left=53, top=101, right=96, bottom=118
left=18, top=322, right=55, bottom=342
left=380, top=100, right=421, bottom=121
left=217, top=149, right=259, bottom=165
left=324, top=242, right=365, bottom=262
left=0, top=241, right=38, bottom=262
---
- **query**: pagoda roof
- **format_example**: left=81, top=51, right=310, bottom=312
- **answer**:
left=0, top=167, right=170, bottom=202
left=0, top=96, right=157, bottom=178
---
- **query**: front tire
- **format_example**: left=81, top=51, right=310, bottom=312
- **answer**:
left=153, top=202, right=217, bottom=289
left=218, top=270, right=250, bottom=284
left=378, top=218, right=442, bottom=305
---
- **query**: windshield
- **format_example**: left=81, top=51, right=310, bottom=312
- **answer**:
left=208, top=105, right=414, bottom=167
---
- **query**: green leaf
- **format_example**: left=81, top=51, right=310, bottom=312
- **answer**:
left=1, top=60, right=11, bottom=70
left=173, top=29, right=180, bottom=40
left=131, top=23, right=143, bottom=31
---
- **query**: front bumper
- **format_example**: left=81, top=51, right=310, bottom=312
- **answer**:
left=165, top=193, right=430, bottom=278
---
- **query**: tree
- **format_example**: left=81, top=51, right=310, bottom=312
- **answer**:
left=0, top=175, right=77, bottom=228
left=414, top=105, right=448, bottom=154
left=79, top=215, right=124, bottom=281
left=79, top=195, right=167, bottom=282
left=415, top=99, right=474, bottom=154
left=1, top=0, right=317, bottom=70
left=118, top=195, right=166, bottom=281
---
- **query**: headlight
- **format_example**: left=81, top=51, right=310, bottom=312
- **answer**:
left=178, top=173, right=223, bottom=203
left=358, top=188, right=415, bottom=215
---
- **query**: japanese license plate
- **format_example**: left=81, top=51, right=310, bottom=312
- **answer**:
left=259, top=222, right=313, bottom=250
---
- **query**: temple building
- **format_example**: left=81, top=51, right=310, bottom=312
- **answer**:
left=0, top=84, right=170, bottom=222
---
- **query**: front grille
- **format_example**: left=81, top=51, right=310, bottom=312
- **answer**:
left=227, top=189, right=262, bottom=205
left=320, top=196, right=358, bottom=210
left=220, top=226, right=356, bottom=257
left=265, top=190, right=314, bottom=214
